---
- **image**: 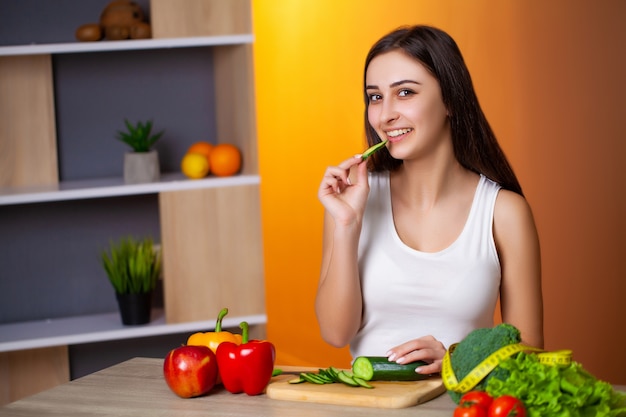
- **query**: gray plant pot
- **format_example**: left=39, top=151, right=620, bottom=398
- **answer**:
left=124, top=150, right=160, bottom=184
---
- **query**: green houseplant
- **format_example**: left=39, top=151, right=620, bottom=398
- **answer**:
left=101, top=236, right=162, bottom=325
left=117, top=119, right=164, bottom=184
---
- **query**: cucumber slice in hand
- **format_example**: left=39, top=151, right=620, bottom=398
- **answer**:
left=361, top=140, right=388, bottom=160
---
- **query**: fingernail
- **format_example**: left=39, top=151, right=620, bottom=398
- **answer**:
left=396, top=356, right=405, bottom=364
left=387, top=353, right=396, bottom=361
left=415, top=367, right=423, bottom=373
left=354, top=154, right=362, bottom=159
left=346, top=177, right=352, bottom=185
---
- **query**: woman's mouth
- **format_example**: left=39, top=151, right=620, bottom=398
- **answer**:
left=386, top=128, right=413, bottom=142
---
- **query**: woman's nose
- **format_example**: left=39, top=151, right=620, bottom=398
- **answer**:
left=380, top=100, right=399, bottom=124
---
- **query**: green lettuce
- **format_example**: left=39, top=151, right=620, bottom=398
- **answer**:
left=486, top=352, right=626, bottom=417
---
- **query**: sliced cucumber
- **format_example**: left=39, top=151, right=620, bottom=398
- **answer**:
left=326, top=367, right=341, bottom=382
left=316, top=369, right=335, bottom=383
left=337, top=371, right=360, bottom=387
left=300, top=372, right=327, bottom=384
left=288, top=376, right=305, bottom=384
left=288, top=367, right=377, bottom=388
left=352, top=356, right=429, bottom=381
left=352, top=376, right=374, bottom=389
left=361, top=139, right=388, bottom=160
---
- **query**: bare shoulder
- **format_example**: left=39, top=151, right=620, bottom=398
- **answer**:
left=493, top=189, right=539, bottom=249
left=494, top=189, right=534, bottom=224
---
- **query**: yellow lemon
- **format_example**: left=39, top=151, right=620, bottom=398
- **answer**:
left=181, top=153, right=210, bottom=179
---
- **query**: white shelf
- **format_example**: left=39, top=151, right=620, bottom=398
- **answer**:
left=0, top=310, right=267, bottom=353
left=0, top=35, right=254, bottom=56
left=0, top=173, right=260, bottom=206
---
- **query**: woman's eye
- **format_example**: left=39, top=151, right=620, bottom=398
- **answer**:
left=369, top=93, right=382, bottom=102
left=398, top=89, right=415, bottom=97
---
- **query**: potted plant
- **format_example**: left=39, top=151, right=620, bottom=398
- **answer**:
left=116, top=119, right=164, bottom=184
left=101, top=236, right=161, bottom=325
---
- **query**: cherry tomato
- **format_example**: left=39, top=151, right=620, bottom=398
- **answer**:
left=459, top=391, right=493, bottom=409
left=489, top=395, right=526, bottom=417
left=454, top=404, right=488, bottom=417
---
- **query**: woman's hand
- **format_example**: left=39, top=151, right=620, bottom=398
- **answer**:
left=386, top=335, right=447, bottom=375
left=318, top=155, right=370, bottom=227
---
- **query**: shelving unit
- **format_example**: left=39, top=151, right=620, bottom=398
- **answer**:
left=0, top=0, right=264, bottom=405
left=0, top=35, right=253, bottom=56
left=0, top=173, right=260, bottom=206
left=0, top=311, right=267, bottom=353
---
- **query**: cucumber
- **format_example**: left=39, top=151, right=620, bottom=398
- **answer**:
left=288, top=376, right=305, bottom=384
left=300, top=372, right=327, bottom=384
left=336, top=371, right=360, bottom=387
left=352, top=356, right=429, bottom=381
left=352, top=376, right=374, bottom=389
left=361, top=139, right=388, bottom=159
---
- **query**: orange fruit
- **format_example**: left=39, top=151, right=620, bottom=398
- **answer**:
left=209, top=144, right=242, bottom=177
left=181, top=152, right=210, bottom=179
left=187, top=141, right=214, bottom=161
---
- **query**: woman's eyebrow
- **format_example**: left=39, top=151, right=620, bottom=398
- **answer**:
left=391, top=79, right=421, bottom=87
left=365, top=79, right=421, bottom=90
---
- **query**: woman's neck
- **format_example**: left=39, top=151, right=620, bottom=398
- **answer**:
left=391, top=156, right=474, bottom=211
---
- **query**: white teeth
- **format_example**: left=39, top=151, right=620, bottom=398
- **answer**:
left=387, top=128, right=412, bottom=138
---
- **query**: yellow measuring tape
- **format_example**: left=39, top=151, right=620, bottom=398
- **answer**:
left=442, top=343, right=573, bottom=393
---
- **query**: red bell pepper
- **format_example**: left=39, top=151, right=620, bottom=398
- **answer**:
left=216, top=321, right=276, bottom=395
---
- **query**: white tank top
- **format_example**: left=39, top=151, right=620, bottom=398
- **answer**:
left=351, top=172, right=501, bottom=358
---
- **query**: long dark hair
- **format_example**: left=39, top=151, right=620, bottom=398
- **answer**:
left=363, top=25, right=523, bottom=196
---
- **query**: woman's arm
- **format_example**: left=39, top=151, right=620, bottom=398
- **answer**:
left=315, top=212, right=363, bottom=347
left=315, top=157, right=370, bottom=347
left=494, top=190, right=544, bottom=348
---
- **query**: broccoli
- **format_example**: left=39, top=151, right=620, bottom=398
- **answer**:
left=448, top=323, right=521, bottom=403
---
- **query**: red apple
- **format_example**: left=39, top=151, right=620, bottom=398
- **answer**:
left=163, top=345, right=218, bottom=398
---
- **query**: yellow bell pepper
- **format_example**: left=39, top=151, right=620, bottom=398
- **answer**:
left=187, top=308, right=242, bottom=353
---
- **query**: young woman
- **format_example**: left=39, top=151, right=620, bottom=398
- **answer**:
left=316, top=25, right=543, bottom=375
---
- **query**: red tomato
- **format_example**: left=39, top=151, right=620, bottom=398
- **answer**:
left=459, top=391, right=494, bottom=409
left=489, top=395, right=526, bottom=417
left=454, top=404, right=488, bottom=417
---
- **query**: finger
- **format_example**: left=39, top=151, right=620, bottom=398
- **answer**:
left=323, top=164, right=353, bottom=183
left=320, top=168, right=350, bottom=194
left=387, top=338, right=434, bottom=359
left=415, top=361, right=442, bottom=375
left=353, top=156, right=369, bottom=186
left=337, top=154, right=366, bottom=171
left=395, top=347, right=439, bottom=364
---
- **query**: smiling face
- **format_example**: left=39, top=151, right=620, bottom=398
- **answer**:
left=365, top=50, right=451, bottom=162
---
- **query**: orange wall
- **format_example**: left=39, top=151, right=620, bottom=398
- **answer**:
left=252, top=0, right=626, bottom=382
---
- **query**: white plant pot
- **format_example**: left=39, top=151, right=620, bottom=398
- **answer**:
left=124, top=150, right=160, bottom=184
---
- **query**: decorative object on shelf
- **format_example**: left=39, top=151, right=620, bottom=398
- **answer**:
left=75, top=0, right=151, bottom=42
left=181, top=141, right=213, bottom=179
left=101, top=236, right=161, bottom=325
left=180, top=142, right=242, bottom=179
left=116, top=119, right=164, bottom=184
left=181, top=152, right=211, bottom=179
left=209, top=143, right=242, bottom=177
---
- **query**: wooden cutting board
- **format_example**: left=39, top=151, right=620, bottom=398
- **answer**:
left=266, top=373, right=446, bottom=409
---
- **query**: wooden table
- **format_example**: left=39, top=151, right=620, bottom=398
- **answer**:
left=0, top=357, right=456, bottom=416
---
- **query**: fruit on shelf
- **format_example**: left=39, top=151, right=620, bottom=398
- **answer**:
left=180, top=142, right=242, bottom=178
left=209, top=144, right=242, bottom=177
left=181, top=153, right=211, bottom=179
left=187, top=141, right=214, bottom=162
